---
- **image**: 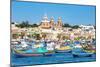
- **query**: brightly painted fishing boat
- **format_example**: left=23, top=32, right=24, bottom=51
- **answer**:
left=72, top=48, right=93, bottom=57
left=13, top=47, right=55, bottom=57
left=14, top=51, right=44, bottom=57
left=43, top=42, right=56, bottom=56
left=72, top=52, right=93, bottom=57
left=44, top=50, right=55, bottom=56
left=84, top=49, right=96, bottom=54
left=83, top=47, right=96, bottom=54
left=82, top=44, right=96, bottom=54
left=55, top=46, right=72, bottom=53
left=13, top=47, right=48, bottom=57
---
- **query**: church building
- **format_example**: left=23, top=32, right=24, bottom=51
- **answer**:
left=39, top=14, right=63, bottom=29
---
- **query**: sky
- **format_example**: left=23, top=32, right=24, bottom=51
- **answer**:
left=12, top=1, right=96, bottom=25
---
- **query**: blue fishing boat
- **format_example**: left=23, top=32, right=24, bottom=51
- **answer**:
left=14, top=51, right=44, bottom=57
left=44, top=51, right=55, bottom=56
left=13, top=45, right=56, bottom=57
left=13, top=47, right=48, bottom=57
left=72, top=48, right=93, bottom=57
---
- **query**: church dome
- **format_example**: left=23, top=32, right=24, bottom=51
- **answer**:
left=41, top=14, right=49, bottom=22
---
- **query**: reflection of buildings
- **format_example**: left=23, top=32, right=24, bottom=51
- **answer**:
left=39, top=14, right=63, bottom=29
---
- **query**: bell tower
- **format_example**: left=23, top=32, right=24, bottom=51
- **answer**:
left=57, top=17, right=63, bottom=28
left=50, top=16, right=54, bottom=28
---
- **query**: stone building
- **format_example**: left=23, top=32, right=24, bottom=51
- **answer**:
left=39, top=14, right=63, bottom=29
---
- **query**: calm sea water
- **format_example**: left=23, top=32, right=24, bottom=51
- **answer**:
left=11, top=53, right=96, bottom=66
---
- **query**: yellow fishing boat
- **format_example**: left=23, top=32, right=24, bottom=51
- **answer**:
left=55, top=46, right=72, bottom=53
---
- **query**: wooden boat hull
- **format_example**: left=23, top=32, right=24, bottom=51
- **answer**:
left=14, top=52, right=56, bottom=57
left=55, top=50, right=72, bottom=53
left=72, top=52, right=93, bottom=57
left=14, top=53, right=44, bottom=57
left=13, top=49, right=55, bottom=57
left=44, top=52, right=55, bottom=56
left=13, top=49, right=44, bottom=57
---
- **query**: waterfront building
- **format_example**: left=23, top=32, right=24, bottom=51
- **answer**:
left=79, top=25, right=95, bottom=31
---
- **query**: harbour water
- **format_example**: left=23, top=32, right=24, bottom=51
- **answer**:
left=11, top=53, right=96, bottom=66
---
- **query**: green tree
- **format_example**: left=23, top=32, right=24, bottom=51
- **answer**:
left=35, top=33, right=41, bottom=40
left=63, top=23, right=71, bottom=27
left=71, top=25, right=79, bottom=29
left=16, top=21, right=30, bottom=28
left=32, top=24, right=38, bottom=27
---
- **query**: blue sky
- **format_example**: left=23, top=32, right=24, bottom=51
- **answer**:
left=12, top=1, right=96, bottom=25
